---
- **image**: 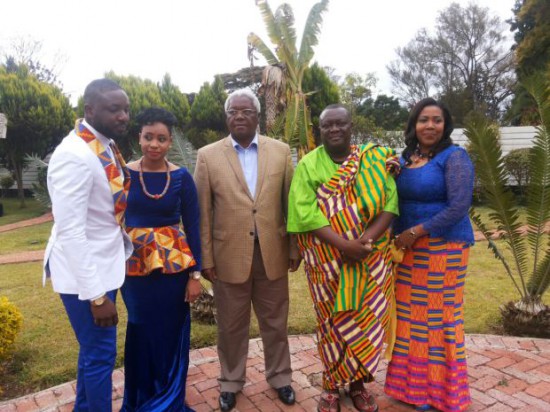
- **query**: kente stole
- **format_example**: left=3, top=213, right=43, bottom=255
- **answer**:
left=298, top=144, right=394, bottom=312
left=75, top=121, right=129, bottom=226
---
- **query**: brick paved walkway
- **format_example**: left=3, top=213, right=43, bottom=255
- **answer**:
left=1, top=334, right=550, bottom=412
left=0, top=213, right=53, bottom=233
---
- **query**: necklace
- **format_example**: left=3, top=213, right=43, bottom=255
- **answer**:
left=139, top=158, right=171, bottom=200
left=412, top=148, right=433, bottom=163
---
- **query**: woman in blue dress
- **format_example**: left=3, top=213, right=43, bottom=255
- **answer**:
left=121, top=107, right=202, bottom=412
left=384, top=98, right=475, bottom=412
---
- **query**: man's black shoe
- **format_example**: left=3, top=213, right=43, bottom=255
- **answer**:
left=277, top=385, right=296, bottom=405
left=219, top=391, right=236, bottom=411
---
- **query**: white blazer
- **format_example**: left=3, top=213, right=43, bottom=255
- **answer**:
left=43, top=121, right=133, bottom=300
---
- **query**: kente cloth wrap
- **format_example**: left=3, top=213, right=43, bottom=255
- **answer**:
left=126, top=224, right=196, bottom=276
left=121, top=167, right=200, bottom=411
left=75, top=121, right=129, bottom=226
left=295, top=144, right=396, bottom=389
left=384, top=237, right=471, bottom=412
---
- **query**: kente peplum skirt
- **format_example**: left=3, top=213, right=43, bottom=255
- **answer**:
left=125, top=224, right=196, bottom=276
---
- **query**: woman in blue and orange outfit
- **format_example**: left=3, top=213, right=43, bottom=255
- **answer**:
left=384, top=98, right=475, bottom=412
left=121, top=107, right=201, bottom=411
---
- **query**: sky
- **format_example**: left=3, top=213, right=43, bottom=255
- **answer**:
left=0, top=0, right=517, bottom=104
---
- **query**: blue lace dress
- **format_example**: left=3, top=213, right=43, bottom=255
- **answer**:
left=121, top=167, right=201, bottom=412
left=384, top=145, right=475, bottom=412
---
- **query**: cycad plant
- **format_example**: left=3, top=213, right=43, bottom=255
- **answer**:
left=24, top=154, right=51, bottom=210
left=168, top=129, right=196, bottom=173
left=248, top=0, right=329, bottom=157
left=465, top=75, right=550, bottom=337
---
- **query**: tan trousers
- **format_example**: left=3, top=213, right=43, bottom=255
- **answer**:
left=213, top=241, right=292, bottom=392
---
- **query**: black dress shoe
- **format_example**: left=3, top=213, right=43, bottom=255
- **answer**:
left=219, top=391, right=236, bottom=411
left=277, top=385, right=296, bottom=405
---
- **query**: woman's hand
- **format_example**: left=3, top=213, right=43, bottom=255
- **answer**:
left=185, top=279, right=202, bottom=303
left=394, top=225, right=427, bottom=250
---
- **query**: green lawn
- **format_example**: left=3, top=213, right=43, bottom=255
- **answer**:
left=0, top=223, right=52, bottom=255
left=0, top=198, right=47, bottom=226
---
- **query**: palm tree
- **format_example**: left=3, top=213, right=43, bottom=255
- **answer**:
left=465, top=74, right=550, bottom=337
left=248, top=0, right=329, bottom=157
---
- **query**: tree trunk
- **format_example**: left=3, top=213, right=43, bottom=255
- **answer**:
left=500, top=298, right=550, bottom=338
left=9, top=153, right=25, bottom=208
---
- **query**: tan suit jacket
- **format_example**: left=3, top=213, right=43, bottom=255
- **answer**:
left=194, top=134, right=297, bottom=284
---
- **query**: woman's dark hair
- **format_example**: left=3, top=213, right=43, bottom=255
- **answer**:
left=136, top=107, right=178, bottom=134
left=402, top=97, right=454, bottom=164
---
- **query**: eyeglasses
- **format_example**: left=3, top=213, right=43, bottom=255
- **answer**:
left=226, top=109, right=257, bottom=117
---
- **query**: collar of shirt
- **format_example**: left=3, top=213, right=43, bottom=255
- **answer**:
left=231, top=134, right=259, bottom=151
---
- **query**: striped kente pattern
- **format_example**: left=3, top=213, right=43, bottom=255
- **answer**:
left=298, top=144, right=395, bottom=389
left=384, top=237, right=471, bottom=412
left=75, top=121, right=129, bottom=226
left=126, top=224, right=196, bottom=276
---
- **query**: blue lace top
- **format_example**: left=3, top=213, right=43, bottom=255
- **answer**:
left=394, top=145, right=475, bottom=245
left=125, top=168, right=202, bottom=271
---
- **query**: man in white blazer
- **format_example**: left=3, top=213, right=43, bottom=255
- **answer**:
left=43, top=78, right=132, bottom=411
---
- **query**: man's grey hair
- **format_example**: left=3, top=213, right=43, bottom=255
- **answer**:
left=224, top=88, right=261, bottom=113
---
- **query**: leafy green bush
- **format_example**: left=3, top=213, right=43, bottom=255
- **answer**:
left=0, top=174, right=14, bottom=196
left=0, top=296, right=23, bottom=358
left=504, top=148, right=531, bottom=195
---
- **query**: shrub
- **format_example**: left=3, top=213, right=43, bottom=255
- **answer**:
left=0, top=174, right=14, bottom=197
left=503, top=148, right=531, bottom=196
left=0, top=296, right=23, bottom=359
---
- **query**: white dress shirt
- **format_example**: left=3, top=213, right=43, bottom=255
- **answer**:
left=231, top=134, right=258, bottom=198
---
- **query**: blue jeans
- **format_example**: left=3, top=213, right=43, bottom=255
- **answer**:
left=60, top=290, right=117, bottom=412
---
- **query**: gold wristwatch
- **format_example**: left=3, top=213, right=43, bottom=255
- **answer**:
left=189, top=271, right=201, bottom=280
left=90, top=295, right=107, bottom=306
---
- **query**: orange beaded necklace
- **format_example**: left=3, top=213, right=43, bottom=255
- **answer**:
left=138, top=158, right=171, bottom=200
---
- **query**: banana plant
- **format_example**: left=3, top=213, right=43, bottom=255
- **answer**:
left=248, top=0, right=328, bottom=157
left=465, top=74, right=550, bottom=335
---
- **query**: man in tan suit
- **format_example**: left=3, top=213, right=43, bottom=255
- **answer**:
left=194, top=88, right=300, bottom=411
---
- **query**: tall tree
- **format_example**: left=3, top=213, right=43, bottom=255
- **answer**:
left=218, top=66, right=265, bottom=94
left=506, top=0, right=550, bottom=125
left=0, top=64, right=74, bottom=205
left=248, top=0, right=329, bottom=157
left=338, top=72, right=377, bottom=115
left=358, top=94, right=408, bottom=131
left=388, top=2, right=515, bottom=124
left=187, top=76, right=227, bottom=149
left=1, top=37, right=65, bottom=86
left=159, top=73, right=191, bottom=129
